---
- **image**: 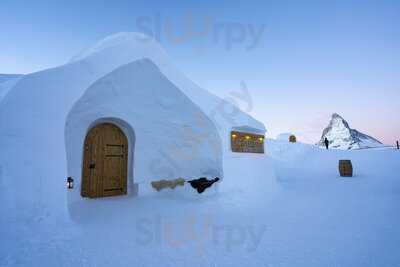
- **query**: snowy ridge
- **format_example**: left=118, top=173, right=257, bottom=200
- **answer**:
left=0, top=74, right=22, bottom=83
left=318, top=113, right=383, bottom=150
left=0, top=74, right=23, bottom=102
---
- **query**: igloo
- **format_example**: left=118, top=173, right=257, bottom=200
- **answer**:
left=65, top=59, right=222, bottom=206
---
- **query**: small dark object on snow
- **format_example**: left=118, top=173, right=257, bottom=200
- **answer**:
left=324, top=137, right=329, bottom=150
left=397, top=140, right=399, bottom=150
left=339, top=160, right=353, bottom=177
left=66, top=177, right=74, bottom=189
left=188, top=177, right=220, bottom=194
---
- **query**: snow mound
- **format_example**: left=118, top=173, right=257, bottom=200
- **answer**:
left=70, top=32, right=266, bottom=149
left=276, top=133, right=295, bottom=142
left=0, top=74, right=23, bottom=102
left=65, top=59, right=223, bottom=212
left=0, top=32, right=264, bottom=221
left=317, top=113, right=383, bottom=150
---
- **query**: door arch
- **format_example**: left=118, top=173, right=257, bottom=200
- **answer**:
left=81, top=123, right=128, bottom=198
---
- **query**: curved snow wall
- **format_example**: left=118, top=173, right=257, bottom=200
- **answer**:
left=65, top=59, right=223, bottom=216
left=70, top=32, right=266, bottom=154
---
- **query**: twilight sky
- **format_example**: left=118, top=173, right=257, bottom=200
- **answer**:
left=1, top=0, right=399, bottom=144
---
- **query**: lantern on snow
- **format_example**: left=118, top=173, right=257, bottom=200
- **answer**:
left=66, top=177, right=74, bottom=189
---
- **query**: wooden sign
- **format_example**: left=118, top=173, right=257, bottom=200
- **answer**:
left=231, top=131, right=265, bottom=153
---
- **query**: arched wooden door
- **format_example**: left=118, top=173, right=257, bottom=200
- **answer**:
left=81, top=123, right=128, bottom=198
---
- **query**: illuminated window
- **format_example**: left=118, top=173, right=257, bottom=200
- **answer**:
left=231, top=131, right=265, bottom=154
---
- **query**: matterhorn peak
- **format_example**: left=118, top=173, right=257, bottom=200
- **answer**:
left=318, top=113, right=383, bottom=150
left=331, top=113, right=342, bottom=119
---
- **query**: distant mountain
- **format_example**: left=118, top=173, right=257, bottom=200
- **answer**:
left=318, top=113, right=383, bottom=150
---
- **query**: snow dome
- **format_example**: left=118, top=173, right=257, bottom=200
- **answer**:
left=276, top=133, right=296, bottom=142
left=0, top=32, right=265, bottom=220
left=70, top=32, right=266, bottom=151
left=66, top=59, right=223, bottom=206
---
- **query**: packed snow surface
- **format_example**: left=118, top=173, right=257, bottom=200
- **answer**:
left=1, top=141, right=399, bottom=267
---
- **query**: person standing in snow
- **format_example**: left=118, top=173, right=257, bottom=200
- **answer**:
left=324, top=137, right=329, bottom=150
left=397, top=140, right=399, bottom=150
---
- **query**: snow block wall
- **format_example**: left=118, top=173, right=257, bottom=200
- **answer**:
left=0, top=63, right=116, bottom=220
left=65, top=59, right=223, bottom=211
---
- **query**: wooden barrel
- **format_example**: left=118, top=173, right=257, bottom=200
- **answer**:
left=339, top=160, right=353, bottom=177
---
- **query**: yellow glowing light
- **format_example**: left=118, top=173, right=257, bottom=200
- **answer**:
left=245, top=136, right=251, bottom=140
left=259, top=137, right=264, bottom=142
left=231, top=134, right=237, bottom=138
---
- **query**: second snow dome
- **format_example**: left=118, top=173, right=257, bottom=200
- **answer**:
left=65, top=58, right=223, bottom=202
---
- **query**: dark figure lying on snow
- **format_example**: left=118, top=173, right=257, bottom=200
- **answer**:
left=188, top=177, right=220, bottom=194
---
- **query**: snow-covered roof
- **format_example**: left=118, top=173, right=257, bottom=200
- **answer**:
left=232, top=126, right=266, bottom=135
left=76, top=33, right=262, bottom=118
left=69, top=32, right=266, bottom=149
